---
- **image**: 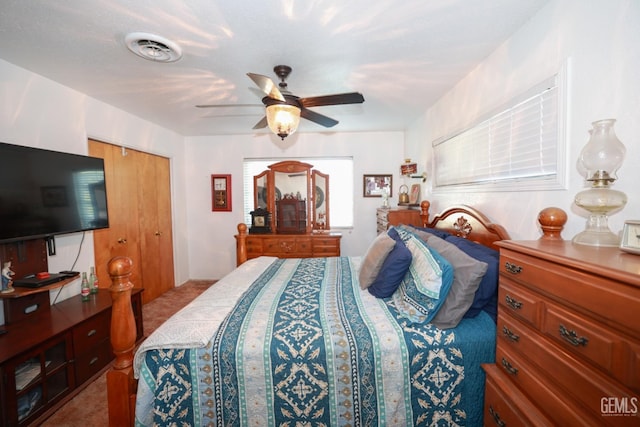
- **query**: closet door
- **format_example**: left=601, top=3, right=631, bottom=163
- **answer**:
left=136, top=151, right=174, bottom=302
left=89, top=140, right=174, bottom=303
left=89, top=140, right=142, bottom=289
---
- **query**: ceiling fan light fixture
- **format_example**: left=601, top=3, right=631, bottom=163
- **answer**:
left=124, top=32, right=182, bottom=63
left=266, top=104, right=300, bottom=140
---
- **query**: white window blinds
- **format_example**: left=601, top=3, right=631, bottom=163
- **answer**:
left=433, top=72, right=567, bottom=191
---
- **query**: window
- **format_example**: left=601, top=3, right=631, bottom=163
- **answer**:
left=243, top=157, right=354, bottom=228
left=432, top=68, right=568, bottom=192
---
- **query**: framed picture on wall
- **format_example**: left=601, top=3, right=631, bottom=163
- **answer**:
left=211, top=174, right=232, bottom=212
left=409, top=184, right=421, bottom=204
left=363, top=174, right=392, bottom=197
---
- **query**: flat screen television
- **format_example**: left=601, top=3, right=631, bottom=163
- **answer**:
left=0, top=142, right=109, bottom=243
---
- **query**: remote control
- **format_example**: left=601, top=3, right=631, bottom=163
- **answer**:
left=60, top=270, right=80, bottom=276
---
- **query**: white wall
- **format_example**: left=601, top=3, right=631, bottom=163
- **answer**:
left=0, top=58, right=190, bottom=322
left=4, top=0, right=637, bottom=311
left=184, top=131, right=405, bottom=280
left=406, top=0, right=640, bottom=241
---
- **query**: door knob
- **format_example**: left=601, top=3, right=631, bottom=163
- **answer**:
left=155, top=231, right=162, bottom=236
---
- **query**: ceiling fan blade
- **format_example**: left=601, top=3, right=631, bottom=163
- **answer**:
left=301, top=108, right=338, bottom=128
left=247, top=73, right=285, bottom=102
left=299, top=92, right=364, bottom=108
left=252, top=116, right=268, bottom=129
left=195, top=103, right=262, bottom=108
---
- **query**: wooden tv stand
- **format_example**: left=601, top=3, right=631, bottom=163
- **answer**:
left=0, top=287, right=143, bottom=426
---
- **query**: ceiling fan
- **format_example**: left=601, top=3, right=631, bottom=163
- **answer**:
left=199, top=65, right=364, bottom=139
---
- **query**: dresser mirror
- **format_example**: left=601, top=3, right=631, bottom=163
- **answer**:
left=312, top=170, right=329, bottom=231
left=254, top=170, right=270, bottom=209
left=252, top=160, right=329, bottom=233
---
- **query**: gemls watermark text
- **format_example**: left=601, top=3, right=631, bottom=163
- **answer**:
left=601, top=397, right=638, bottom=417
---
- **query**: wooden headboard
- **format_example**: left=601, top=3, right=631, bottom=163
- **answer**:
left=421, top=202, right=511, bottom=251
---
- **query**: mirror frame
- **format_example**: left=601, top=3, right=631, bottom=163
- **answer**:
left=253, top=160, right=330, bottom=234
left=268, top=161, right=313, bottom=234
left=312, top=170, right=329, bottom=231
left=253, top=170, right=271, bottom=211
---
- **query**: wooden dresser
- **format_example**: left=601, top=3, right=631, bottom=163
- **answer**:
left=238, top=232, right=341, bottom=264
left=376, top=207, right=424, bottom=234
left=483, top=240, right=640, bottom=426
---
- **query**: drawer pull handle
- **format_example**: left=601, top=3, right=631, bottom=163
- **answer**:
left=504, top=262, right=522, bottom=274
left=502, top=326, right=520, bottom=342
left=489, top=405, right=506, bottom=427
left=501, top=357, right=518, bottom=375
left=89, top=356, right=99, bottom=365
left=87, top=329, right=97, bottom=337
left=505, top=295, right=523, bottom=310
left=558, top=324, right=588, bottom=347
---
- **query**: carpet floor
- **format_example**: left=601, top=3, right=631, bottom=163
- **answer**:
left=41, top=280, right=214, bottom=427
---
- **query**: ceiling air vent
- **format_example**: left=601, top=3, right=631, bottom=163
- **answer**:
left=124, top=32, right=182, bottom=63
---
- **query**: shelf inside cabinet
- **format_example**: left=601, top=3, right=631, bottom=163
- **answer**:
left=15, top=360, right=47, bottom=391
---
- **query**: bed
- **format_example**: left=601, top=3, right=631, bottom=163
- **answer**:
left=105, top=203, right=510, bottom=426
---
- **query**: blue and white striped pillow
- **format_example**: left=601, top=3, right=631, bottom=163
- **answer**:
left=390, top=227, right=454, bottom=323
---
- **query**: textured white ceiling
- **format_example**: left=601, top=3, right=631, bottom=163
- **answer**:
left=0, top=0, right=548, bottom=136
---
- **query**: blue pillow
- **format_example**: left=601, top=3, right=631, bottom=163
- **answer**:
left=390, top=229, right=455, bottom=323
left=445, top=236, right=500, bottom=321
left=368, top=228, right=412, bottom=298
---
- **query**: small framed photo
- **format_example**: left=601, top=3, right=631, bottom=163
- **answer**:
left=620, top=220, right=640, bottom=255
left=363, top=174, right=392, bottom=198
left=409, top=184, right=421, bottom=204
left=211, top=174, right=232, bottom=212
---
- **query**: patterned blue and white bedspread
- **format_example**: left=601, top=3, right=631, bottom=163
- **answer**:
left=134, top=256, right=496, bottom=426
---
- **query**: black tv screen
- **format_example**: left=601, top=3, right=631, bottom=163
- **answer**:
left=0, top=142, right=109, bottom=243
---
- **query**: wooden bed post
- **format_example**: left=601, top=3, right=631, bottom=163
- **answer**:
left=106, top=256, right=137, bottom=427
left=420, top=200, right=431, bottom=226
left=236, top=223, right=248, bottom=266
left=537, top=207, right=567, bottom=240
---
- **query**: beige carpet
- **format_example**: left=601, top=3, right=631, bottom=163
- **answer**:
left=42, top=280, right=214, bottom=427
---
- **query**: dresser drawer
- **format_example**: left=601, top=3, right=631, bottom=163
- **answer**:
left=498, top=279, right=543, bottom=328
left=500, top=248, right=640, bottom=338
left=497, top=316, right=638, bottom=425
left=246, top=238, right=264, bottom=255
left=75, top=338, right=112, bottom=384
left=495, top=332, right=591, bottom=426
left=264, top=237, right=312, bottom=256
left=631, top=341, right=640, bottom=392
left=542, top=299, right=637, bottom=389
left=312, top=237, right=340, bottom=256
left=72, top=310, right=110, bottom=355
left=483, top=364, right=554, bottom=427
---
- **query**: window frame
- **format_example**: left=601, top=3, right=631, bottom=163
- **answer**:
left=432, top=63, right=570, bottom=193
